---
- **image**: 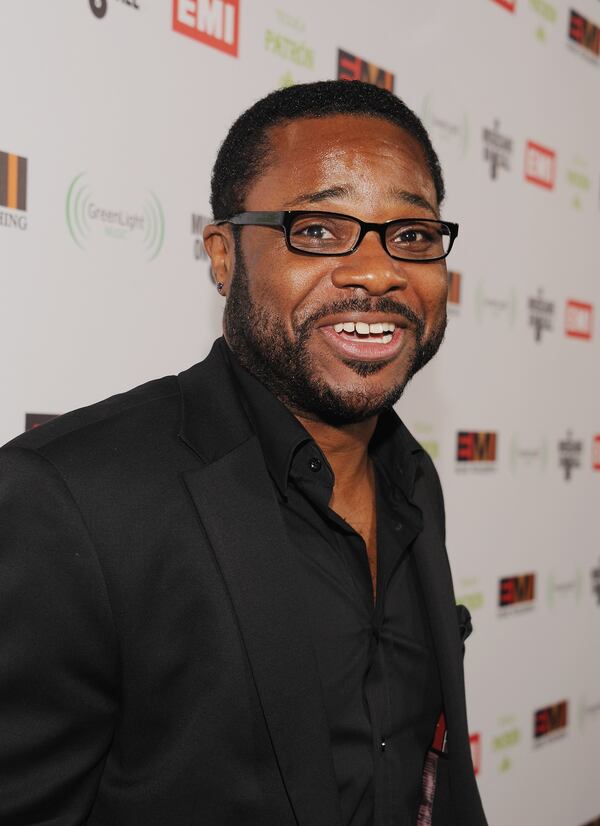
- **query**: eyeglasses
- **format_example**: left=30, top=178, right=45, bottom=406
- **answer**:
left=215, top=210, right=459, bottom=262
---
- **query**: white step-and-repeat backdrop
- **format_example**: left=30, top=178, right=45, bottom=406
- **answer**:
left=1, top=2, right=599, bottom=824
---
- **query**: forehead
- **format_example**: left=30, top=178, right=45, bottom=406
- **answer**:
left=245, top=114, right=437, bottom=215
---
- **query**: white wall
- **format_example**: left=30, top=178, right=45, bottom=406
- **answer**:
left=1, top=2, right=599, bottom=823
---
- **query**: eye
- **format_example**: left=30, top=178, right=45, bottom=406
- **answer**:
left=296, top=223, right=335, bottom=240
left=392, top=226, right=435, bottom=245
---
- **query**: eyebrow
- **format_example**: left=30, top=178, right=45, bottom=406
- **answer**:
left=283, top=186, right=351, bottom=207
left=283, top=185, right=438, bottom=217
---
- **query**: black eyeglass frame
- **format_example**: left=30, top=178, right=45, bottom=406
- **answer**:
left=215, top=210, right=459, bottom=262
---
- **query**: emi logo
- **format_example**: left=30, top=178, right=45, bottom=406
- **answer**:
left=565, top=300, right=593, bottom=340
left=337, top=49, right=394, bottom=92
left=173, top=0, right=240, bottom=57
left=569, top=10, right=600, bottom=58
left=491, top=0, right=516, bottom=10
left=593, top=435, right=600, bottom=471
left=456, top=431, right=497, bottom=462
left=499, top=573, right=536, bottom=608
left=25, top=413, right=57, bottom=432
left=534, top=700, right=568, bottom=740
left=524, top=141, right=556, bottom=190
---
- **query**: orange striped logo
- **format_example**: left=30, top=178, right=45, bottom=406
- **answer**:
left=0, top=151, right=28, bottom=211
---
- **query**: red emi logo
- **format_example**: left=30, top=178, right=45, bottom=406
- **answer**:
left=173, top=0, right=240, bottom=57
left=491, top=0, right=516, bottom=10
left=524, top=141, right=556, bottom=190
left=469, top=733, right=481, bottom=775
left=592, top=435, right=600, bottom=471
left=565, top=300, right=593, bottom=340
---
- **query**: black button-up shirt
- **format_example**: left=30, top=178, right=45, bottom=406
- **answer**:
left=227, top=347, right=442, bottom=826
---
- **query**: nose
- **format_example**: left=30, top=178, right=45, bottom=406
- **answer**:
left=329, top=229, right=408, bottom=296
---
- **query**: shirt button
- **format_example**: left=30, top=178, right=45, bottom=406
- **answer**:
left=380, top=740, right=387, bottom=752
left=308, top=457, right=322, bottom=472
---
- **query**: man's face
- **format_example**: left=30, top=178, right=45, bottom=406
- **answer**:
left=216, top=115, right=448, bottom=424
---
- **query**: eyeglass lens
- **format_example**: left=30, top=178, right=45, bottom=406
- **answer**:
left=288, top=213, right=450, bottom=259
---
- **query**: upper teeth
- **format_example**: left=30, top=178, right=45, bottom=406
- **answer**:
left=333, top=321, right=395, bottom=334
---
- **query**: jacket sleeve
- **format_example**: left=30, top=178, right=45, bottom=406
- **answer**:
left=0, top=446, right=119, bottom=824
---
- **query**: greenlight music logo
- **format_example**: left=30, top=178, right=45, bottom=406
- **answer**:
left=66, top=173, right=165, bottom=261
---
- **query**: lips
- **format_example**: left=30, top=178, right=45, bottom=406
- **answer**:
left=319, top=319, right=407, bottom=362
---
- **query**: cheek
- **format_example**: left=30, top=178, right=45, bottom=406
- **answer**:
left=417, top=268, right=448, bottom=314
left=241, top=238, right=327, bottom=323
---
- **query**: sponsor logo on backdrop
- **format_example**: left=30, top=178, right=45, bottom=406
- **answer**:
left=529, top=0, right=557, bottom=43
left=509, top=435, right=548, bottom=474
left=547, top=568, right=583, bottom=607
left=492, top=715, right=521, bottom=773
left=0, top=149, right=28, bottom=231
left=534, top=700, right=568, bottom=744
left=455, top=577, right=484, bottom=613
left=482, top=120, right=512, bottom=179
left=191, top=213, right=210, bottom=261
left=447, top=270, right=461, bottom=307
left=558, top=430, right=582, bottom=480
left=337, top=49, right=394, bottom=91
left=592, top=435, right=600, bottom=470
left=528, top=288, right=554, bottom=341
left=421, top=93, right=469, bottom=159
left=25, top=413, right=57, bottom=431
left=498, top=573, right=536, bottom=613
left=412, top=421, right=439, bottom=460
left=89, top=0, right=139, bottom=19
left=592, top=559, right=600, bottom=604
left=491, top=0, right=516, bottom=11
left=568, top=9, right=600, bottom=63
left=565, top=299, right=593, bottom=339
left=470, top=733, right=482, bottom=775
left=172, top=0, right=240, bottom=57
left=474, top=282, right=517, bottom=326
left=265, top=9, right=315, bottom=88
left=456, top=431, right=498, bottom=472
left=567, top=155, right=591, bottom=209
left=578, top=697, right=600, bottom=731
left=524, top=140, right=556, bottom=189
left=66, top=173, right=165, bottom=261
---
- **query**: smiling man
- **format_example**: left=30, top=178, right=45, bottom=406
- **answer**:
left=0, top=81, right=486, bottom=826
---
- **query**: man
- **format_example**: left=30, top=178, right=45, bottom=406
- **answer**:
left=0, top=81, right=486, bottom=825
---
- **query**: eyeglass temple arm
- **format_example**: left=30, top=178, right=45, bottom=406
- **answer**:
left=215, top=211, right=287, bottom=227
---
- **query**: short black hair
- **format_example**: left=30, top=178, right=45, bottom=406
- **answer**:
left=210, top=80, right=444, bottom=220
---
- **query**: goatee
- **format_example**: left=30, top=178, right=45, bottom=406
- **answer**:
left=223, top=243, right=447, bottom=425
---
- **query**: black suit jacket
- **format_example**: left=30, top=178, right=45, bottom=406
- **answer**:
left=0, top=339, right=487, bottom=825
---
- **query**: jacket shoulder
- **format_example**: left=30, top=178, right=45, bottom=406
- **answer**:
left=2, top=375, right=180, bottom=458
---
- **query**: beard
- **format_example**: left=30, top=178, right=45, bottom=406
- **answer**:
left=223, top=243, right=447, bottom=425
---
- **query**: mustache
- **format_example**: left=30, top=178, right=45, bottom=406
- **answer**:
left=296, top=297, right=425, bottom=339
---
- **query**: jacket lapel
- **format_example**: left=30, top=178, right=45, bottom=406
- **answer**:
left=411, top=453, right=486, bottom=825
left=178, top=342, right=343, bottom=826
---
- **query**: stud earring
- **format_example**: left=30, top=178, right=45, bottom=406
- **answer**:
left=216, top=282, right=224, bottom=292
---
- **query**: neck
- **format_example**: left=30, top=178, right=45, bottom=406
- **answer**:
left=295, top=414, right=378, bottom=488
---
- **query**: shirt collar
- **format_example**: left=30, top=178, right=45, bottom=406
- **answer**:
left=224, top=342, right=314, bottom=497
left=222, top=340, right=424, bottom=499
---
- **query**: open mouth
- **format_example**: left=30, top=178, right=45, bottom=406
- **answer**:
left=318, top=318, right=407, bottom=362
left=331, top=320, right=396, bottom=344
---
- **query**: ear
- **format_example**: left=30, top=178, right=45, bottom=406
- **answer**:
left=203, top=223, right=235, bottom=296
